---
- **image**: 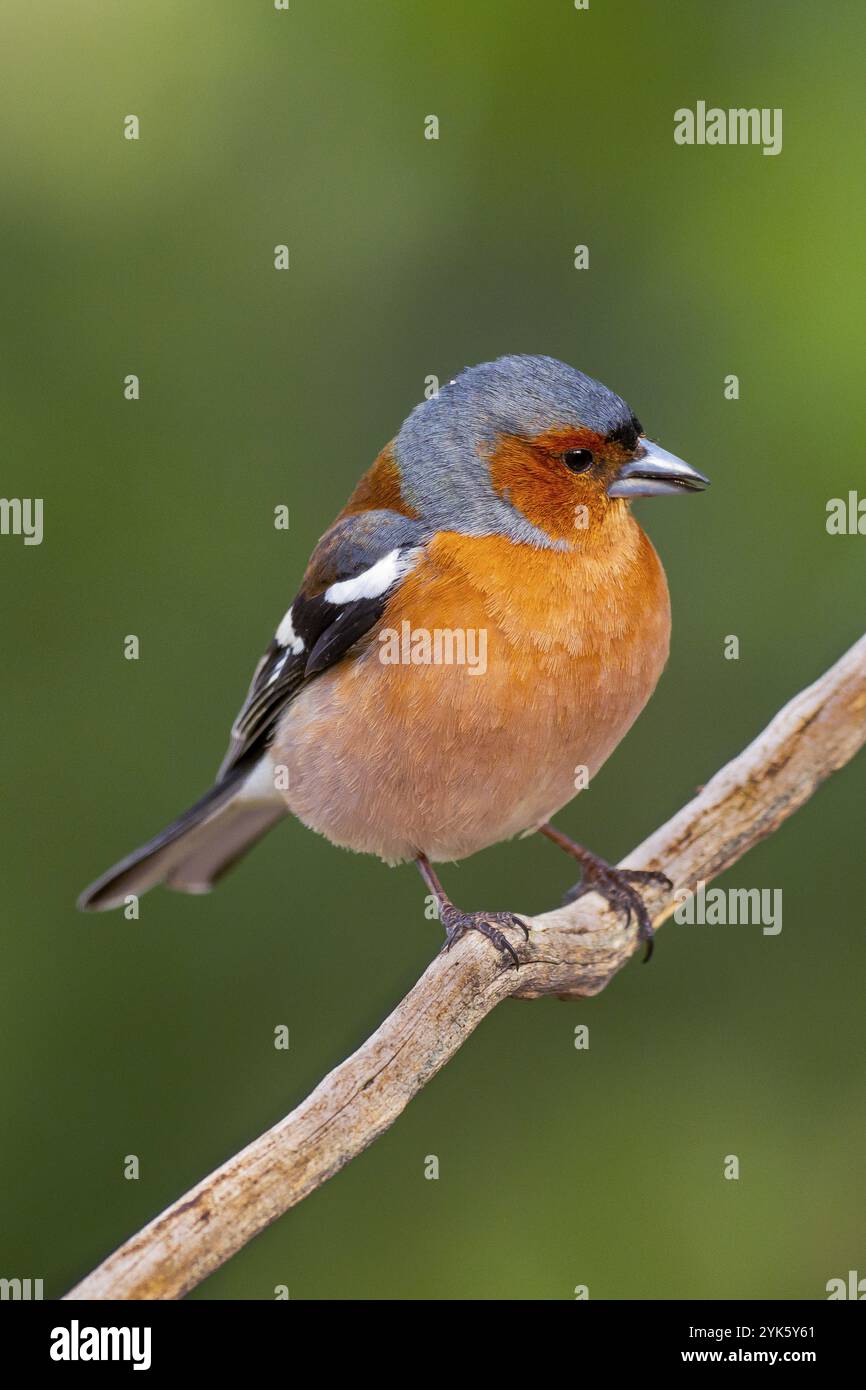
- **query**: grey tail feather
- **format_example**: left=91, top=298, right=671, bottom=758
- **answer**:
left=77, top=764, right=287, bottom=912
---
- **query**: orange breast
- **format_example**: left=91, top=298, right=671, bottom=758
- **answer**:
left=273, top=512, right=671, bottom=864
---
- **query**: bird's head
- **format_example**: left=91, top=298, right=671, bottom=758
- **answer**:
left=395, top=354, right=709, bottom=548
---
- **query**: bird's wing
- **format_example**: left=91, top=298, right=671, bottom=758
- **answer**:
left=216, top=509, right=428, bottom=780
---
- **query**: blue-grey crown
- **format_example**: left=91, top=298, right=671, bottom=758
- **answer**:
left=393, top=355, right=637, bottom=549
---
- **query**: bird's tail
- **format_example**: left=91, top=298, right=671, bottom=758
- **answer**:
left=77, top=757, right=286, bottom=912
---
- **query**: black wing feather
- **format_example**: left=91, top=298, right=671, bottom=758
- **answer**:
left=216, top=516, right=427, bottom=781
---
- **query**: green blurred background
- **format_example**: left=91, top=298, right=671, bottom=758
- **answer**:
left=2, top=0, right=864, bottom=1300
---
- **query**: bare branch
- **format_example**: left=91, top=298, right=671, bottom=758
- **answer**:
left=65, top=632, right=866, bottom=1300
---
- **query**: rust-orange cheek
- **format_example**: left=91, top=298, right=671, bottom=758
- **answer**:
left=487, top=428, right=612, bottom=543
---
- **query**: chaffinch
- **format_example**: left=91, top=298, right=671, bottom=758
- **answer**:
left=79, top=355, right=709, bottom=964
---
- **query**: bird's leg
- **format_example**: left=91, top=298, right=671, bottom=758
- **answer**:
left=538, top=822, right=672, bottom=962
left=415, top=853, right=529, bottom=969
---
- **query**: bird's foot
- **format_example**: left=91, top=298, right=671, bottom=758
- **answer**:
left=562, top=854, right=671, bottom=962
left=439, top=904, right=529, bottom=969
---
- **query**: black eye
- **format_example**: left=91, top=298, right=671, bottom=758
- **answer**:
left=562, top=448, right=594, bottom=473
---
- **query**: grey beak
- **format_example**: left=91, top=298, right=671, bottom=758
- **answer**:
left=607, top=439, right=710, bottom=498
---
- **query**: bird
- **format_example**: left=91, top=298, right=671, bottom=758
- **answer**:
left=78, top=354, right=709, bottom=965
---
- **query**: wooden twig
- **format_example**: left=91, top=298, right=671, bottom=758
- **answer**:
left=65, top=632, right=866, bottom=1300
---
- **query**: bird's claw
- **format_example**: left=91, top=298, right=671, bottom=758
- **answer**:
left=440, top=906, right=529, bottom=968
left=562, top=861, right=671, bottom=963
